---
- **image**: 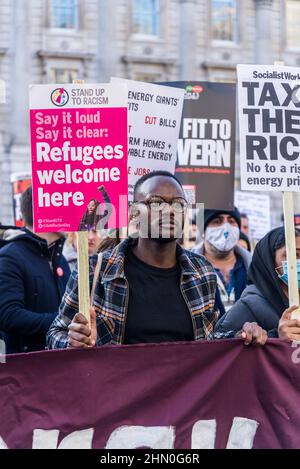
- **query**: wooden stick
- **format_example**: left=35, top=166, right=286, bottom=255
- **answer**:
left=77, top=231, right=90, bottom=325
left=283, top=192, right=300, bottom=319
left=73, top=79, right=90, bottom=325
left=273, top=62, right=300, bottom=319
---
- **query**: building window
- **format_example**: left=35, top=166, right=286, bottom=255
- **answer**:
left=211, top=0, right=238, bottom=43
left=50, top=0, right=79, bottom=29
left=133, top=72, right=162, bottom=82
left=286, top=0, right=300, bottom=48
left=132, top=0, right=159, bottom=36
left=49, top=68, right=78, bottom=83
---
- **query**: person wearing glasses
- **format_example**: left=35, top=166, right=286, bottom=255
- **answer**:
left=47, top=171, right=266, bottom=349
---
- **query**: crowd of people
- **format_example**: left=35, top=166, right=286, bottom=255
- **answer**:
left=0, top=170, right=300, bottom=354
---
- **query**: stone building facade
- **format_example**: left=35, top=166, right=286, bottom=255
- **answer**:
left=0, top=0, right=299, bottom=225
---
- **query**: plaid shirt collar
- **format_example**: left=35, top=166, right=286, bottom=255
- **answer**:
left=101, top=237, right=204, bottom=283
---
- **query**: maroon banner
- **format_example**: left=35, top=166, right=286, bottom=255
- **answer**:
left=0, top=339, right=299, bottom=449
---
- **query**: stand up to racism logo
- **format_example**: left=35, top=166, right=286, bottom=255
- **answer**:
left=51, top=88, right=69, bottom=107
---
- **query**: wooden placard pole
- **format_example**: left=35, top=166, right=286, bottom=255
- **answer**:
left=77, top=230, right=90, bottom=324
left=73, top=79, right=90, bottom=326
left=273, top=62, right=300, bottom=319
left=283, top=192, right=300, bottom=319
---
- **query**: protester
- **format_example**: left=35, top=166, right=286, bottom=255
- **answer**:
left=47, top=171, right=265, bottom=349
left=183, top=214, right=197, bottom=250
left=239, top=231, right=252, bottom=253
left=295, top=214, right=300, bottom=229
left=194, top=208, right=251, bottom=313
left=241, top=212, right=250, bottom=237
left=62, top=233, right=77, bottom=271
left=63, top=230, right=102, bottom=271
left=0, top=186, right=70, bottom=353
left=214, top=227, right=300, bottom=342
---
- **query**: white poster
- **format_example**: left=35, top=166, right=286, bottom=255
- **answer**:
left=235, top=190, right=271, bottom=240
left=237, top=64, right=300, bottom=192
left=29, top=83, right=128, bottom=232
left=111, top=77, right=185, bottom=201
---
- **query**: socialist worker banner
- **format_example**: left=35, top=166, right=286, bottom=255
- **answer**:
left=237, top=64, right=300, bottom=192
left=29, top=84, right=128, bottom=232
left=0, top=339, right=300, bottom=449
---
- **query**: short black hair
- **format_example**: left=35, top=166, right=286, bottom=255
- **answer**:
left=133, top=170, right=183, bottom=201
left=20, top=186, right=33, bottom=227
left=239, top=231, right=251, bottom=252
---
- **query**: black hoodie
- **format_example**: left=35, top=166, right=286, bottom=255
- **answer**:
left=215, top=227, right=290, bottom=338
left=0, top=226, right=70, bottom=353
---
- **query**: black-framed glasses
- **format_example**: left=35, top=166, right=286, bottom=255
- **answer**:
left=137, top=197, right=188, bottom=213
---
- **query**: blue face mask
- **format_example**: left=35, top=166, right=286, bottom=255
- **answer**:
left=278, top=260, right=300, bottom=286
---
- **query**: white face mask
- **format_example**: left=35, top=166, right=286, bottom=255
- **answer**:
left=205, top=222, right=239, bottom=253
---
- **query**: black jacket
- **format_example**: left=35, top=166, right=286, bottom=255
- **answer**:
left=214, top=284, right=279, bottom=338
left=0, top=227, right=70, bottom=353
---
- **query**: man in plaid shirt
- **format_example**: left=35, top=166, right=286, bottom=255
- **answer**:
left=47, top=171, right=266, bottom=349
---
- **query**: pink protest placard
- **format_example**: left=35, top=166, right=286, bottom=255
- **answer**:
left=29, top=84, right=128, bottom=232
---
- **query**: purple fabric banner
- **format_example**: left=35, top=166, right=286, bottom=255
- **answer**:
left=0, top=339, right=299, bottom=449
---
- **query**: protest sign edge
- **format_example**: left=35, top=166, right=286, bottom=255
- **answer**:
left=271, top=61, right=300, bottom=319
left=77, top=230, right=91, bottom=325
left=73, top=79, right=90, bottom=326
left=283, top=192, right=300, bottom=319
